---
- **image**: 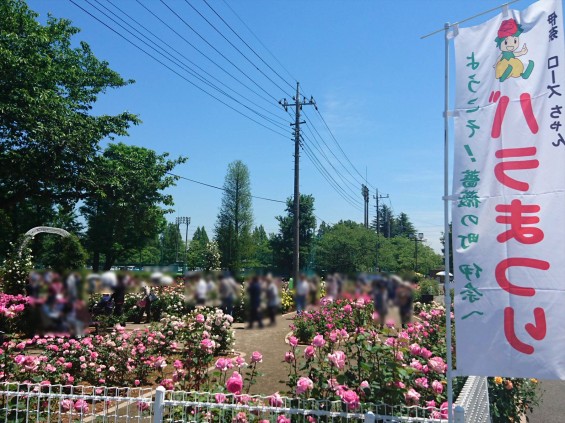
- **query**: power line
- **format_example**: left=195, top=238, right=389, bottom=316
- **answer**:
left=314, top=108, right=377, bottom=191
left=301, top=124, right=361, bottom=203
left=202, top=0, right=296, bottom=91
left=135, top=0, right=278, bottom=109
left=101, top=0, right=288, bottom=126
left=166, top=172, right=286, bottom=204
left=160, top=0, right=280, bottom=103
left=301, top=136, right=363, bottom=212
left=302, top=112, right=365, bottom=196
left=69, top=0, right=290, bottom=139
left=83, top=0, right=288, bottom=131
left=184, top=0, right=293, bottom=96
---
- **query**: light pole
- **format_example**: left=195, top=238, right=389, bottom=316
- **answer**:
left=409, top=232, right=425, bottom=272
left=176, top=217, right=190, bottom=272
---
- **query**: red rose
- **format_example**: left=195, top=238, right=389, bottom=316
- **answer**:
left=498, top=19, right=519, bottom=39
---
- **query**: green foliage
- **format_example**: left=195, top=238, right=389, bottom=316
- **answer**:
left=0, top=0, right=139, bottom=256
left=377, top=236, right=442, bottom=275
left=315, top=220, right=377, bottom=275
left=160, top=223, right=183, bottom=265
left=81, top=143, right=186, bottom=271
left=187, top=226, right=209, bottom=269
left=215, top=160, right=254, bottom=274
left=247, top=225, right=273, bottom=271
left=40, top=234, right=87, bottom=273
left=488, top=377, right=541, bottom=423
left=271, top=194, right=316, bottom=275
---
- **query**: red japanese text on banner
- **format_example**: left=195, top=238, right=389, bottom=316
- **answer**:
left=453, top=0, right=565, bottom=379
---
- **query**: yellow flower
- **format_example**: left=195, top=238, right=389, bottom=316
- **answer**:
left=530, top=378, right=538, bottom=384
left=494, top=376, right=503, bottom=385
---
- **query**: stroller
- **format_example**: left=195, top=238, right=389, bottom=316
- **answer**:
left=91, top=293, right=114, bottom=317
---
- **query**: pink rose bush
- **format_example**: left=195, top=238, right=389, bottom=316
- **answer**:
left=285, top=299, right=452, bottom=416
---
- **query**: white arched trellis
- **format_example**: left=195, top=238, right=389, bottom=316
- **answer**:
left=19, top=226, right=71, bottom=255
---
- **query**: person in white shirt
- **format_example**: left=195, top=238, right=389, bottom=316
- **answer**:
left=195, top=274, right=208, bottom=306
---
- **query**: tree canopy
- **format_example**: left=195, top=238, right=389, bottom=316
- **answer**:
left=215, top=160, right=254, bottom=274
left=81, top=143, right=186, bottom=270
left=0, top=0, right=139, bottom=256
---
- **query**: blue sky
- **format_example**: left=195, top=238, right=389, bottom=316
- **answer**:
left=27, top=0, right=539, bottom=252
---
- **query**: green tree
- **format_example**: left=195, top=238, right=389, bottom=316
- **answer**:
left=187, top=226, right=210, bottom=270
left=81, top=143, right=186, bottom=271
left=41, top=234, right=87, bottom=273
left=249, top=225, right=273, bottom=271
left=214, top=161, right=254, bottom=274
left=393, top=212, right=416, bottom=238
left=378, top=236, right=442, bottom=275
left=315, top=220, right=377, bottom=275
left=271, top=194, right=317, bottom=275
left=160, top=223, right=183, bottom=265
left=0, top=0, right=139, bottom=256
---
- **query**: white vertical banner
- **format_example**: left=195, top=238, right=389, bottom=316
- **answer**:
left=453, top=0, right=565, bottom=379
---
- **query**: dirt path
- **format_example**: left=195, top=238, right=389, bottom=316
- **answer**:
left=231, top=312, right=296, bottom=396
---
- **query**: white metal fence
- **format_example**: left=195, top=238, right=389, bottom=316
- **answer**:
left=454, top=376, right=491, bottom=423
left=0, top=377, right=489, bottom=423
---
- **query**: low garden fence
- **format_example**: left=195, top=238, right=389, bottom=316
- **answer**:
left=0, top=377, right=488, bottom=422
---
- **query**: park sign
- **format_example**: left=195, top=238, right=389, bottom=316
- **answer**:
left=453, top=0, right=565, bottom=379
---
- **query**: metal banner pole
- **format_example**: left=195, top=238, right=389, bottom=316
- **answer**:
left=442, top=21, right=454, bottom=423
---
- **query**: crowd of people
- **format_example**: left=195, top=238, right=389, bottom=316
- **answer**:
left=22, top=268, right=416, bottom=335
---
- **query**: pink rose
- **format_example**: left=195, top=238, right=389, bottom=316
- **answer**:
left=137, top=401, right=150, bottom=411
left=173, top=360, right=183, bottom=370
left=200, top=339, right=215, bottom=353
left=304, top=346, right=316, bottom=359
left=277, top=416, right=291, bottom=423
left=393, top=381, right=405, bottom=389
left=215, top=358, right=232, bottom=371
left=74, top=399, right=90, bottom=413
left=415, top=377, right=429, bottom=389
left=296, top=377, right=314, bottom=395
left=428, top=357, right=447, bottom=374
left=360, top=380, right=370, bottom=389
left=426, top=400, right=436, bottom=409
left=233, top=356, right=246, bottom=368
left=404, top=388, right=421, bottom=405
left=395, top=351, right=404, bottom=361
left=420, top=348, right=433, bottom=359
left=410, top=359, right=423, bottom=372
left=196, top=314, right=205, bottom=323
left=215, top=393, right=227, bottom=404
left=343, top=304, right=352, bottom=313
left=312, top=335, right=325, bottom=348
left=160, top=379, right=174, bottom=390
left=251, top=351, right=263, bottom=363
left=60, top=399, right=73, bottom=412
left=409, top=343, right=421, bottom=356
left=432, top=380, right=444, bottom=394
left=284, top=352, right=295, bottom=363
left=226, top=371, right=244, bottom=394
left=134, top=380, right=140, bottom=386
left=269, top=392, right=283, bottom=407
left=328, top=351, right=346, bottom=369
left=289, top=336, right=298, bottom=347
left=339, top=389, right=360, bottom=410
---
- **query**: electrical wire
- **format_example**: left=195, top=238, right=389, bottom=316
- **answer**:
left=184, top=0, right=293, bottom=96
left=166, top=172, right=286, bottom=204
left=160, top=0, right=280, bottom=103
left=219, top=0, right=298, bottom=84
left=69, top=0, right=290, bottom=139
left=134, top=0, right=278, bottom=109
left=84, top=0, right=288, bottom=131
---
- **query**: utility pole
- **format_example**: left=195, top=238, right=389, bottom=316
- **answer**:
left=362, top=185, right=369, bottom=228
left=280, top=82, right=316, bottom=285
left=374, top=189, right=389, bottom=271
